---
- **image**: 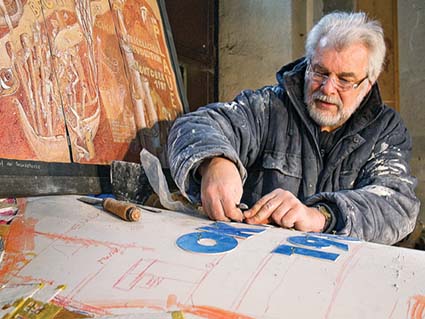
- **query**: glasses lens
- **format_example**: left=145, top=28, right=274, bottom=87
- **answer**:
left=309, top=71, right=324, bottom=83
left=309, top=72, right=351, bottom=91
left=307, top=64, right=367, bottom=91
left=310, top=72, right=348, bottom=91
left=335, top=79, right=351, bottom=91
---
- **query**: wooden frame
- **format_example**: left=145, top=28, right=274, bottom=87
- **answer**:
left=356, top=0, right=399, bottom=111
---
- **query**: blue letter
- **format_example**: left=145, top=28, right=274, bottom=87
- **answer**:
left=176, top=231, right=238, bottom=254
left=198, top=222, right=265, bottom=238
left=287, top=235, right=348, bottom=251
left=309, top=232, right=359, bottom=242
left=273, top=244, right=340, bottom=261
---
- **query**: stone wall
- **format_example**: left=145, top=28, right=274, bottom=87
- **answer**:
left=398, top=0, right=425, bottom=222
left=218, top=0, right=293, bottom=100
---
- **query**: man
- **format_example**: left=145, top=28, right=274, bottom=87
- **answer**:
left=167, top=12, right=419, bottom=245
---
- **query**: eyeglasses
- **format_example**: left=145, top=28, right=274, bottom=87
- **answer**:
left=306, top=63, right=369, bottom=92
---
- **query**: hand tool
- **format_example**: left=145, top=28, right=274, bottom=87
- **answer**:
left=237, top=203, right=249, bottom=211
left=137, top=204, right=171, bottom=213
left=77, top=196, right=141, bottom=222
left=237, top=202, right=250, bottom=221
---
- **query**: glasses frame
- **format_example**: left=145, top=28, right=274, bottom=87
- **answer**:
left=306, top=63, right=369, bottom=92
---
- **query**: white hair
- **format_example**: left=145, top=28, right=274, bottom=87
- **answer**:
left=305, top=12, right=386, bottom=82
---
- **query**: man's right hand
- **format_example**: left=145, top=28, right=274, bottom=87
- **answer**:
left=199, top=157, right=244, bottom=222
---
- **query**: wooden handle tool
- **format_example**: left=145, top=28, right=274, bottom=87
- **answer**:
left=78, top=196, right=141, bottom=221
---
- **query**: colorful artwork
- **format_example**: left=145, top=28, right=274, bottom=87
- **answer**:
left=0, top=196, right=424, bottom=318
left=0, top=0, right=184, bottom=164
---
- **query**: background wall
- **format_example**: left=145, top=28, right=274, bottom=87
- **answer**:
left=218, top=0, right=425, bottom=222
left=219, top=1, right=292, bottom=100
left=219, top=0, right=323, bottom=100
left=398, top=0, right=425, bottom=223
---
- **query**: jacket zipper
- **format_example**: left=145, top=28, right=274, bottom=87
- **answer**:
left=285, top=86, right=323, bottom=168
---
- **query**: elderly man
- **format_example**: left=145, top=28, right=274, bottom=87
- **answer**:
left=167, top=11, right=419, bottom=245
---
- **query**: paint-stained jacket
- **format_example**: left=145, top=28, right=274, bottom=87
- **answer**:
left=167, top=58, right=420, bottom=245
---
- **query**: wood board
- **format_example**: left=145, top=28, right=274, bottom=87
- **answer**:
left=0, top=0, right=186, bottom=196
left=0, top=0, right=186, bottom=164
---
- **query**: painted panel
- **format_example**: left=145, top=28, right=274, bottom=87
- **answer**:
left=0, top=0, right=184, bottom=164
left=0, top=0, right=70, bottom=162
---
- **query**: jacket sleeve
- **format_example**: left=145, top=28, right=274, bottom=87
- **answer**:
left=167, top=88, right=272, bottom=204
left=306, top=111, right=420, bottom=245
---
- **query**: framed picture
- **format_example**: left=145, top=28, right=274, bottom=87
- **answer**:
left=0, top=0, right=188, bottom=196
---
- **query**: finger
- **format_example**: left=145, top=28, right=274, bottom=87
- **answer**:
left=246, top=216, right=272, bottom=225
left=243, top=192, right=277, bottom=219
left=202, top=197, right=230, bottom=222
left=245, top=197, right=280, bottom=224
left=221, top=200, right=244, bottom=222
left=269, top=202, right=290, bottom=226
left=279, top=208, right=298, bottom=229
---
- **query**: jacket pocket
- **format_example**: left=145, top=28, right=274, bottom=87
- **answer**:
left=243, top=152, right=302, bottom=204
left=262, top=152, right=302, bottom=178
left=259, top=152, right=302, bottom=195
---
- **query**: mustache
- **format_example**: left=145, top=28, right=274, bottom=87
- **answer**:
left=311, top=92, right=343, bottom=108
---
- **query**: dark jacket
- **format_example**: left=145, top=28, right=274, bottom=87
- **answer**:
left=167, top=58, right=420, bottom=245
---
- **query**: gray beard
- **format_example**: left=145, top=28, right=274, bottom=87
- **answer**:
left=304, top=84, right=367, bottom=128
left=307, top=100, right=348, bottom=127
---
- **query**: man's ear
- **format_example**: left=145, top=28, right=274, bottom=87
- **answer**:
left=366, top=79, right=373, bottom=92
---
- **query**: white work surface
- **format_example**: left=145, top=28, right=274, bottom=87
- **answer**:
left=1, top=195, right=424, bottom=319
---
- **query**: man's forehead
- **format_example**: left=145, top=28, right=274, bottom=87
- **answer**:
left=311, top=43, right=369, bottom=75
left=311, top=62, right=357, bottom=78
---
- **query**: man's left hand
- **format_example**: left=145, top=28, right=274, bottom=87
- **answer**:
left=244, top=189, right=326, bottom=232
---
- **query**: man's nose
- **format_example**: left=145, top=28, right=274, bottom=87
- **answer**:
left=321, top=76, right=338, bottom=95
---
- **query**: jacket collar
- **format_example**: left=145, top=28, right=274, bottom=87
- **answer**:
left=277, top=58, right=385, bottom=135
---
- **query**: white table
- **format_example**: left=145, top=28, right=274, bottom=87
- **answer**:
left=1, top=195, right=424, bottom=319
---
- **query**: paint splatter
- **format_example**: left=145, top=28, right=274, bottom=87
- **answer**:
left=167, top=294, right=178, bottom=309
left=363, top=185, right=395, bottom=197
left=5, top=216, right=37, bottom=252
left=181, top=304, right=255, bottom=319
left=408, top=295, right=425, bottom=319
left=0, top=199, right=39, bottom=284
